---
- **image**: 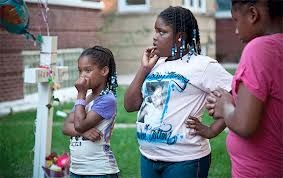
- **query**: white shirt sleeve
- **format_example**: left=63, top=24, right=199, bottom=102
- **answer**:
left=200, top=62, right=233, bottom=93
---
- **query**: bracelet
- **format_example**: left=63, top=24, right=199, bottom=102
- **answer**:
left=75, top=99, right=86, bottom=107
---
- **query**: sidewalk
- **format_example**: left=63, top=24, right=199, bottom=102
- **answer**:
left=0, top=74, right=135, bottom=116
left=0, top=62, right=237, bottom=117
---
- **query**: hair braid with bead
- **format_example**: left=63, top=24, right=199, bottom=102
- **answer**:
left=79, top=46, right=118, bottom=96
left=158, top=6, right=201, bottom=55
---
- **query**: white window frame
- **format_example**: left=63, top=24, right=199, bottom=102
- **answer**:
left=215, top=11, right=232, bottom=19
left=118, top=0, right=150, bottom=13
left=183, top=0, right=206, bottom=13
left=25, top=0, right=103, bottom=10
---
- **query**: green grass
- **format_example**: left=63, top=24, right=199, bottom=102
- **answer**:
left=227, top=68, right=236, bottom=75
left=0, top=86, right=231, bottom=178
left=111, top=128, right=140, bottom=177
left=116, top=86, right=137, bottom=123
left=0, top=115, right=34, bottom=178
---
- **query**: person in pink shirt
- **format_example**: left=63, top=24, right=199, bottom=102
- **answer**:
left=204, top=0, right=283, bottom=177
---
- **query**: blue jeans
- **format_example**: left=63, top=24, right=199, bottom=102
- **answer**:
left=70, top=172, right=119, bottom=178
left=140, top=154, right=211, bottom=178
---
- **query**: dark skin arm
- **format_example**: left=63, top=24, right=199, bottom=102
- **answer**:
left=73, top=77, right=104, bottom=133
left=62, top=112, right=102, bottom=142
left=124, top=67, right=149, bottom=112
left=186, top=116, right=226, bottom=139
left=124, top=46, right=159, bottom=112
left=74, top=105, right=104, bottom=133
left=206, top=83, right=264, bottom=137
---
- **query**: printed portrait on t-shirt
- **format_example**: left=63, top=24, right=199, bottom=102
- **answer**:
left=138, top=81, right=169, bottom=127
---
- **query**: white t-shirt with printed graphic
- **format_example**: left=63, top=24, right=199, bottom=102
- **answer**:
left=137, top=54, right=232, bottom=162
left=70, top=93, right=119, bottom=175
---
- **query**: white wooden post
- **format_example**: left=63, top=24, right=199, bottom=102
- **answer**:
left=34, top=36, right=56, bottom=178
left=24, top=36, right=68, bottom=178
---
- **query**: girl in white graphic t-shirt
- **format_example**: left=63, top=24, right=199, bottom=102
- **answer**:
left=62, top=46, right=119, bottom=178
left=124, top=6, right=232, bottom=178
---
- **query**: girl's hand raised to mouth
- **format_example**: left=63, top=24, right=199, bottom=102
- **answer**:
left=142, top=46, right=159, bottom=73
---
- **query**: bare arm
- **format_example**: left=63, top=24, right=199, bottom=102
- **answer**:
left=208, top=119, right=226, bottom=138
left=186, top=116, right=226, bottom=139
left=124, top=67, right=150, bottom=112
left=74, top=106, right=103, bottom=133
left=62, top=112, right=102, bottom=141
left=206, top=84, right=264, bottom=137
left=74, top=75, right=104, bottom=133
left=62, top=112, right=80, bottom=136
left=223, top=84, right=264, bottom=137
left=124, top=46, right=159, bottom=112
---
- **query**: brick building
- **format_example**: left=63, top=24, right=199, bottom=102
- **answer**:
left=101, top=0, right=217, bottom=74
left=0, top=0, right=104, bottom=102
left=215, top=0, right=244, bottom=63
left=1, top=0, right=217, bottom=102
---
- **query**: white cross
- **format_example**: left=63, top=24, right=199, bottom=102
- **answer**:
left=24, top=36, right=68, bottom=178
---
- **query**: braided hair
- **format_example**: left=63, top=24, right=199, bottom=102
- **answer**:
left=79, top=46, right=118, bottom=96
left=158, top=6, right=201, bottom=55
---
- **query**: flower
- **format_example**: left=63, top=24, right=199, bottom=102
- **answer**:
left=56, top=153, right=69, bottom=168
left=43, top=152, right=70, bottom=178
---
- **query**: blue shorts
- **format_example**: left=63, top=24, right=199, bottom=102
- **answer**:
left=70, top=172, right=119, bottom=178
left=140, top=153, right=211, bottom=178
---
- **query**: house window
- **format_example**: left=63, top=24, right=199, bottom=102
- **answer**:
left=183, top=0, right=206, bottom=13
left=190, top=0, right=194, bottom=6
left=25, top=0, right=103, bottom=10
left=118, top=0, right=150, bottom=13
left=126, top=0, right=146, bottom=5
left=198, top=0, right=202, bottom=8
